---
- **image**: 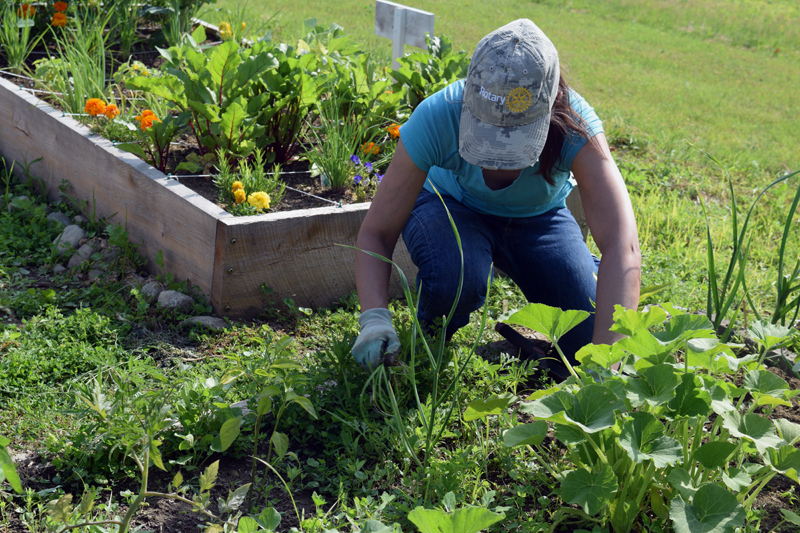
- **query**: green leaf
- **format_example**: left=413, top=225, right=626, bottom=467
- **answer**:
left=721, top=468, right=751, bottom=492
left=721, top=411, right=785, bottom=455
left=0, top=447, right=22, bottom=493
left=116, top=142, right=149, bottom=161
left=667, top=373, right=712, bottom=419
left=238, top=516, right=259, bottom=533
left=774, top=418, right=800, bottom=445
left=208, top=40, right=241, bottom=90
left=764, top=445, right=800, bottom=474
left=407, top=506, right=505, bottom=533
left=667, top=467, right=699, bottom=500
left=669, top=484, right=745, bottom=533
left=618, top=330, right=674, bottom=365
left=560, top=466, right=618, bottom=516
left=257, top=396, right=272, bottom=416
left=747, top=320, right=792, bottom=352
left=618, top=412, right=682, bottom=467
left=271, top=431, right=289, bottom=458
left=503, top=421, right=548, bottom=447
left=625, top=364, right=680, bottom=407
left=692, top=441, right=737, bottom=469
left=464, top=393, right=517, bottom=422
left=780, top=509, right=800, bottom=527
left=219, top=417, right=241, bottom=452
left=505, top=303, right=589, bottom=343
left=522, top=385, right=624, bottom=433
left=77, top=489, right=95, bottom=515
left=200, top=460, right=219, bottom=492
left=685, top=339, right=738, bottom=374
left=610, top=304, right=667, bottom=337
left=171, top=471, right=183, bottom=489
left=291, top=395, right=318, bottom=419
left=361, top=520, right=396, bottom=533
left=575, top=343, right=624, bottom=369
left=46, top=494, right=73, bottom=523
left=653, top=314, right=716, bottom=349
left=225, top=483, right=251, bottom=512
left=743, top=370, right=789, bottom=399
left=257, top=507, right=281, bottom=530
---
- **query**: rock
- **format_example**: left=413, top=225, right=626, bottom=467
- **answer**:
left=102, top=247, right=119, bottom=263
left=67, top=240, right=100, bottom=269
left=74, top=215, right=88, bottom=225
left=88, top=269, right=104, bottom=281
left=182, top=316, right=228, bottom=330
left=47, top=211, right=71, bottom=227
left=141, top=281, right=164, bottom=302
left=52, top=264, right=66, bottom=274
left=53, top=225, right=86, bottom=257
left=157, top=290, right=194, bottom=313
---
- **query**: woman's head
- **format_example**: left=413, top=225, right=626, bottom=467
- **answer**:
left=458, top=19, right=560, bottom=170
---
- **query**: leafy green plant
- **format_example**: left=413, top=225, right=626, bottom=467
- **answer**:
left=106, top=0, right=140, bottom=59
left=126, top=26, right=324, bottom=164
left=0, top=2, right=44, bottom=74
left=117, top=109, right=191, bottom=173
left=213, top=148, right=286, bottom=215
left=0, top=434, right=22, bottom=494
left=501, top=302, right=800, bottom=533
left=44, top=11, right=112, bottom=114
left=391, top=34, right=470, bottom=111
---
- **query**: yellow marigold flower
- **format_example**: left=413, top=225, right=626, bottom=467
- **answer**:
left=241, top=22, right=246, bottom=32
left=233, top=189, right=246, bottom=204
left=360, top=142, right=380, bottom=156
left=247, top=191, right=270, bottom=211
left=231, top=181, right=244, bottom=191
left=84, top=98, right=107, bottom=117
left=53, top=1, right=68, bottom=12
left=51, top=12, right=67, bottom=26
left=385, top=123, right=400, bottom=139
left=218, top=21, right=232, bottom=40
left=17, top=3, right=35, bottom=18
left=103, top=104, right=119, bottom=120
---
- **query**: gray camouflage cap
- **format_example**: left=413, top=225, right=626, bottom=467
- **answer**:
left=459, top=19, right=560, bottom=170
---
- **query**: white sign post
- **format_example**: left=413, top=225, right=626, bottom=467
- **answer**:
left=375, top=0, right=435, bottom=70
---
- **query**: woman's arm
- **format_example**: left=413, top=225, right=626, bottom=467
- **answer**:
left=571, top=132, right=642, bottom=345
left=355, top=139, right=429, bottom=310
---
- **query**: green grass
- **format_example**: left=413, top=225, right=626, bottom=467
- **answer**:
left=206, top=0, right=800, bottom=181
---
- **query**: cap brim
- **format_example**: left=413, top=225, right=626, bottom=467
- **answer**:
left=459, top=105, right=549, bottom=169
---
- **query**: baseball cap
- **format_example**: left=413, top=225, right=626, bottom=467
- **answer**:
left=459, top=19, right=560, bottom=170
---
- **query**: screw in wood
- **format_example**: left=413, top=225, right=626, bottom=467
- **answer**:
left=230, top=238, right=236, bottom=244
left=227, top=268, right=233, bottom=274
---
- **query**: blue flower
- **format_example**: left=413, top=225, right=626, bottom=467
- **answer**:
left=364, top=161, right=373, bottom=172
left=376, top=173, right=384, bottom=183
left=350, top=154, right=361, bottom=165
left=353, top=174, right=363, bottom=184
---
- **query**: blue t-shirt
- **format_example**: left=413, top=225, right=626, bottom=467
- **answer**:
left=399, top=80, right=604, bottom=217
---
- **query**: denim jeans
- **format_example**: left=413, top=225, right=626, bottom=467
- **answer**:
left=401, top=189, right=600, bottom=361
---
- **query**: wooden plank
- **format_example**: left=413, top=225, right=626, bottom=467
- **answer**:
left=375, top=0, right=435, bottom=49
left=0, top=77, right=226, bottom=295
left=214, top=204, right=418, bottom=316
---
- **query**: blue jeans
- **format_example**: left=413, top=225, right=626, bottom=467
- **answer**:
left=401, top=189, right=599, bottom=361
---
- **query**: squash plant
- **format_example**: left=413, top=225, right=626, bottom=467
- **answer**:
left=499, top=303, right=800, bottom=533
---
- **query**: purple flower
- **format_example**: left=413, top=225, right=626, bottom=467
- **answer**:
left=364, top=161, right=373, bottom=172
left=350, top=154, right=361, bottom=165
left=376, top=173, right=384, bottom=183
left=353, top=174, right=363, bottom=184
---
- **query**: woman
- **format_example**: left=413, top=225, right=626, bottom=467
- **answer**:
left=352, top=19, right=641, bottom=369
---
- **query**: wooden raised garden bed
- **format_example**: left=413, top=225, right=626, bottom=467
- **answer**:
left=0, top=75, right=588, bottom=318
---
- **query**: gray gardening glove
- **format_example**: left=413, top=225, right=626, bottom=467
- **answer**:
left=352, top=308, right=401, bottom=370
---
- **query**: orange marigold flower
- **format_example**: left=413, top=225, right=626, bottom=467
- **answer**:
left=231, top=181, right=244, bottom=192
left=103, top=104, right=119, bottom=120
left=84, top=98, right=107, bottom=117
left=53, top=1, right=68, bottom=12
left=51, top=12, right=67, bottom=26
left=360, top=142, right=380, bottom=156
left=17, top=3, right=35, bottom=17
left=233, top=189, right=246, bottom=204
left=135, top=110, right=160, bottom=131
left=385, top=123, right=400, bottom=139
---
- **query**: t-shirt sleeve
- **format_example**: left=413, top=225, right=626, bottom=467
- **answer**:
left=397, top=83, right=462, bottom=173
left=559, top=89, right=605, bottom=168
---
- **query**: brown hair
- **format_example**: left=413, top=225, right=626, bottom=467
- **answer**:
left=538, top=75, right=592, bottom=185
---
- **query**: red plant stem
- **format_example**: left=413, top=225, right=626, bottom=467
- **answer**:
left=189, top=117, right=205, bottom=156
